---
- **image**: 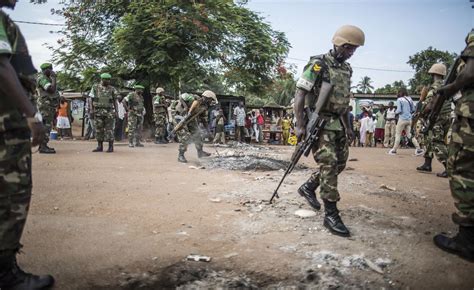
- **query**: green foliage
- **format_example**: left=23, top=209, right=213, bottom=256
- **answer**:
left=48, top=1, right=289, bottom=96
left=357, top=76, right=374, bottom=94
left=374, top=80, right=406, bottom=94
left=407, top=46, right=457, bottom=92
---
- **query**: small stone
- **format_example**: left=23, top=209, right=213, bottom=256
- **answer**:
left=53, top=207, right=59, bottom=210
left=380, top=184, right=396, bottom=191
left=224, top=252, right=239, bottom=258
left=294, top=209, right=317, bottom=218
left=209, top=198, right=222, bottom=203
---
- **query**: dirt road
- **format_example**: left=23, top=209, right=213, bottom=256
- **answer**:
left=20, top=140, right=473, bottom=289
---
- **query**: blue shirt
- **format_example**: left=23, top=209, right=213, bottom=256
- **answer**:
left=395, top=96, right=415, bottom=121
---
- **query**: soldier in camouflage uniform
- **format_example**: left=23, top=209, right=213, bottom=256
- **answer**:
left=153, top=87, right=168, bottom=144
left=416, top=63, right=451, bottom=177
left=89, top=73, right=118, bottom=152
left=172, top=91, right=217, bottom=163
left=294, top=25, right=364, bottom=237
left=125, top=85, right=145, bottom=148
left=36, top=62, right=59, bottom=154
left=0, top=1, right=55, bottom=288
left=433, top=30, right=474, bottom=262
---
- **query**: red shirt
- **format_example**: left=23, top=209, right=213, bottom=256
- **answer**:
left=257, top=115, right=264, bottom=125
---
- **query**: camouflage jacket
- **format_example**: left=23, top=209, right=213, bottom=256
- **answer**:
left=125, top=92, right=144, bottom=116
left=296, top=51, right=352, bottom=130
left=36, top=72, right=59, bottom=108
left=0, top=10, right=35, bottom=132
left=451, top=30, right=474, bottom=145
left=90, top=83, right=117, bottom=110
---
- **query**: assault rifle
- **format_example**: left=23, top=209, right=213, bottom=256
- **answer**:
left=170, top=100, right=207, bottom=136
left=410, top=86, right=429, bottom=133
left=269, top=81, right=333, bottom=203
left=423, top=56, right=462, bottom=134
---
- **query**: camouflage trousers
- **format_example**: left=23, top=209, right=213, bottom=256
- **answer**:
left=128, top=113, right=143, bottom=144
left=154, top=112, right=167, bottom=139
left=94, top=110, right=115, bottom=142
left=447, top=116, right=474, bottom=227
left=37, top=104, right=55, bottom=146
left=177, top=119, right=202, bottom=153
left=309, top=129, right=349, bottom=201
left=0, top=113, right=32, bottom=252
left=423, top=114, right=450, bottom=164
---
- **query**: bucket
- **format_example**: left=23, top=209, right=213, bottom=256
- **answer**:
left=50, top=130, right=58, bottom=140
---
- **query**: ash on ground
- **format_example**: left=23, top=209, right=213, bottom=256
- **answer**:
left=203, top=144, right=307, bottom=171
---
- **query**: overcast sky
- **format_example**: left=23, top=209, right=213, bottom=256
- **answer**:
left=5, top=0, right=474, bottom=89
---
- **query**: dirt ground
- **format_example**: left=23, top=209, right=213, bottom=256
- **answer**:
left=20, top=139, right=474, bottom=289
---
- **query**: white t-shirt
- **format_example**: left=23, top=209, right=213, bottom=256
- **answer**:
left=385, top=108, right=397, bottom=120
left=233, top=106, right=246, bottom=126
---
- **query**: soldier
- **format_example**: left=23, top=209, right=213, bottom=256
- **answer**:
left=125, top=84, right=145, bottom=148
left=89, top=73, right=118, bottom=153
left=433, top=30, right=474, bottom=262
left=294, top=25, right=364, bottom=237
left=36, top=62, right=59, bottom=154
left=173, top=90, right=217, bottom=163
left=0, top=0, right=55, bottom=288
left=153, top=87, right=168, bottom=144
left=416, top=63, right=450, bottom=177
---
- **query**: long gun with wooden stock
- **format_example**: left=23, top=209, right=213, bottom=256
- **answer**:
left=269, top=81, right=333, bottom=203
left=423, top=57, right=462, bottom=134
left=170, top=101, right=206, bottom=136
left=411, top=86, right=429, bottom=131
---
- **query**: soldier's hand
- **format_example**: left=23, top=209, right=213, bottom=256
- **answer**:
left=437, top=84, right=457, bottom=98
left=27, top=119, right=45, bottom=147
left=296, top=125, right=306, bottom=141
left=346, top=129, right=355, bottom=144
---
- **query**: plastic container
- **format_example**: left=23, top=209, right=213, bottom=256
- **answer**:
left=50, top=130, right=58, bottom=140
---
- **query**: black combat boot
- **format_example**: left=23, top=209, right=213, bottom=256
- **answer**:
left=0, top=254, right=55, bottom=290
left=38, top=144, right=55, bottom=154
left=297, top=178, right=321, bottom=210
left=437, top=162, right=448, bottom=178
left=434, top=226, right=474, bottom=262
left=178, top=151, right=187, bottom=163
left=135, top=139, right=144, bottom=147
left=154, top=137, right=161, bottom=144
left=323, top=199, right=350, bottom=237
left=416, top=157, right=432, bottom=172
left=92, top=141, right=103, bottom=152
left=106, top=141, right=114, bottom=153
left=128, top=139, right=134, bottom=148
left=160, top=137, right=169, bottom=144
left=197, top=149, right=211, bottom=158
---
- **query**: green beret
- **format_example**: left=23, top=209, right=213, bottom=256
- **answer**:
left=134, top=84, right=145, bottom=90
left=40, top=63, right=52, bottom=70
left=100, top=73, right=112, bottom=79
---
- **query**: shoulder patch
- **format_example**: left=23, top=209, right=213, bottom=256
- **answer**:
left=313, top=64, right=322, bottom=72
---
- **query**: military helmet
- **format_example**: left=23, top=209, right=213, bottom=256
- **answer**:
left=428, top=63, right=447, bottom=76
left=465, top=29, right=474, bottom=45
left=156, top=87, right=165, bottom=94
left=332, top=25, right=365, bottom=47
left=134, top=84, right=145, bottom=90
left=202, top=90, right=218, bottom=104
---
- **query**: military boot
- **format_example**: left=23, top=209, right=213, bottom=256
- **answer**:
left=154, top=137, right=161, bottom=144
left=160, top=137, right=169, bottom=144
left=106, top=141, right=114, bottom=153
left=437, top=162, right=448, bottom=178
left=135, top=139, right=144, bottom=147
left=416, top=157, right=432, bottom=172
left=323, top=199, right=350, bottom=237
left=178, top=151, right=187, bottom=163
left=297, top=178, right=321, bottom=210
left=92, top=141, right=103, bottom=152
left=0, top=254, right=55, bottom=290
left=128, top=139, right=134, bottom=148
left=434, top=226, right=474, bottom=262
left=38, top=144, right=55, bottom=154
left=197, top=149, right=211, bottom=158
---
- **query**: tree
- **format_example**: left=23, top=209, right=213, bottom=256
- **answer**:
left=407, top=46, right=457, bottom=93
left=49, top=1, right=289, bottom=97
left=357, top=76, right=374, bottom=94
left=374, top=80, right=406, bottom=94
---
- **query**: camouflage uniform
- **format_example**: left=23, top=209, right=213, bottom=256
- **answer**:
left=448, top=34, right=474, bottom=227
left=90, top=83, right=117, bottom=142
left=423, top=79, right=451, bottom=164
left=36, top=71, right=59, bottom=147
left=296, top=52, right=351, bottom=202
left=126, top=92, right=144, bottom=145
left=174, top=93, right=207, bottom=153
left=0, top=9, right=35, bottom=256
left=153, top=95, right=168, bottom=140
